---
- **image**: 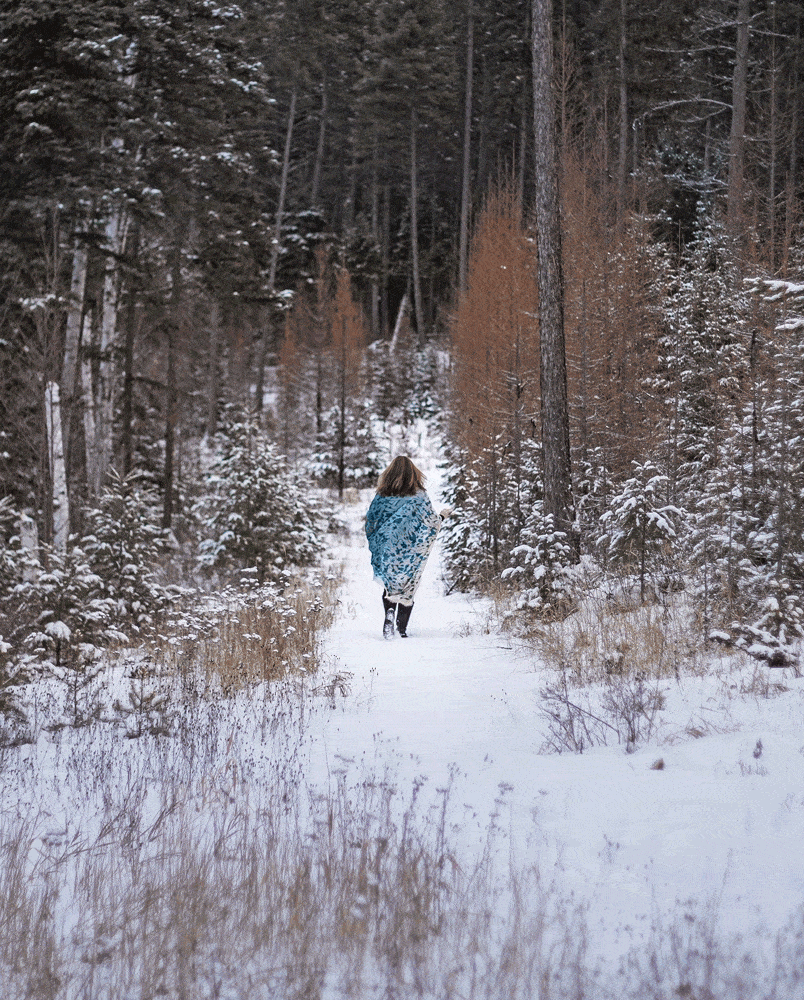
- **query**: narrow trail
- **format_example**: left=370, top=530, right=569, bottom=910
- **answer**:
left=296, top=455, right=804, bottom=961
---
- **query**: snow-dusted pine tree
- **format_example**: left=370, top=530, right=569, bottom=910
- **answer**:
left=197, top=418, right=322, bottom=584
left=598, top=462, right=685, bottom=603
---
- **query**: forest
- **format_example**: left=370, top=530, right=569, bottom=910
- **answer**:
left=2, top=0, right=804, bottom=679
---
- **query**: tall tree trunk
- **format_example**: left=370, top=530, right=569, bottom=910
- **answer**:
left=207, top=300, right=220, bottom=439
left=61, top=233, right=88, bottom=452
left=163, top=239, right=183, bottom=531
left=120, top=221, right=139, bottom=478
left=311, top=71, right=328, bottom=209
left=381, top=184, right=390, bottom=338
left=768, top=0, right=778, bottom=269
left=727, top=0, right=751, bottom=235
left=532, top=0, right=573, bottom=541
left=783, top=12, right=800, bottom=274
left=45, top=381, right=69, bottom=553
left=85, top=207, right=127, bottom=495
left=458, top=0, right=474, bottom=294
left=256, top=85, right=296, bottom=412
left=371, top=142, right=380, bottom=338
left=410, top=106, right=425, bottom=343
left=617, top=0, right=629, bottom=216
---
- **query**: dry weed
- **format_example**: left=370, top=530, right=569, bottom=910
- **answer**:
left=151, top=571, right=340, bottom=693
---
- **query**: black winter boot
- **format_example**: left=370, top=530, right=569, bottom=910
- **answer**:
left=396, top=602, right=413, bottom=638
left=382, top=594, right=397, bottom=639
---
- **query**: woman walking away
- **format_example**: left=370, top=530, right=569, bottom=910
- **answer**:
left=365, top=456, right=447, bottom=639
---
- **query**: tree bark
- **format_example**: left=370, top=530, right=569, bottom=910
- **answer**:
left=311, top=71, right=328, bottom=209
left=85, top=206, right=127, bottom=496
left=61, top=233, right=88, bottom=438
left=45, top=381, right=69, bottom=553
left=727, top=0, right=751, bottom=235
left=458, top=0, right=474, bottom=294
left=256, top=85, right=296, bottom=412
left=410, top=106, right=425, bottom=342
left=206, top=300, right=220, bottom=439
left=163, top=241, right=182, bottom=530
left=120, top=221, right=139, bottom=478
left=617, top=0, right=629, bottom=216
left=532, top=0, right=573, bottom=540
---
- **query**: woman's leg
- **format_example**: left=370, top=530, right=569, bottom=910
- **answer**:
left=396, top=602, right=413, bottom=637
left=382, top=591, right=397, bottom=639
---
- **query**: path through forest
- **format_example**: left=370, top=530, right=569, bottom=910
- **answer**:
left=300, top=448, right=804, bottom=970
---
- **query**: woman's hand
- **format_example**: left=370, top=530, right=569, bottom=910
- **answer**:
left=439, top=507, right=454, bottom=518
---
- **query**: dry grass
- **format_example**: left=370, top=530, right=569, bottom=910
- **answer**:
left=2, top=751, right=803, bottom=999
left=527, top=589, right=707, bottom=685
left=151, top=571, right=340, bottom=693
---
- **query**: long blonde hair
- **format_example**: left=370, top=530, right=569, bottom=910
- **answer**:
left=377, top=456, right=426, bottom=497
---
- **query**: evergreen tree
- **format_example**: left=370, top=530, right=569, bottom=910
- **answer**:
left=197, top=419, right=322, bottom=584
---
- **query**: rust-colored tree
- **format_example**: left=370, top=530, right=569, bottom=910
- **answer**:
left=449, top=183, right=540, bottom=575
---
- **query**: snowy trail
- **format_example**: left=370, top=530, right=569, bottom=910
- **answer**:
left=299, top=456, right=804, bottom=963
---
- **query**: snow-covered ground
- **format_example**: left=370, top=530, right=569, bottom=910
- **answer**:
left=2, top=432, right=804, bottom=997
left=310, top=457, right=804, bottom=973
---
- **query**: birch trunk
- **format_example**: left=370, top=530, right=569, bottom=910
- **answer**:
left=61, top=235, right=88, bottom=422
left=45, top=382, right=69, bottom=553
left=256, top=85, right=296, bottom=412
left=532, top=0, right=573, bottom=541
left=86, top=207, right=127, bottom=495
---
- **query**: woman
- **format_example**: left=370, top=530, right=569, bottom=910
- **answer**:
left=365, top=456, right=446, bottom=638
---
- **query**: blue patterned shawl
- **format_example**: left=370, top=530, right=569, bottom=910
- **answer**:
left=365, top=491, right=441, bottom=605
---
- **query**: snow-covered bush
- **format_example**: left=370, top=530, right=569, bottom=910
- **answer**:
left=197, top=420, right=323, bottom=584
left=503, top=511, right=575, bottom=616
left=22, top=546, right=123, bottom=666
left=82, top=470, right=169, bottom=635
left=308, top=399, right=383, bottom=491
left=598, top=462, right=685, bottom=602
left=440, top=439, right=542, bottom=594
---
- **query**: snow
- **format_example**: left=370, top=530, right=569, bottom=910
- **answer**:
left=296, top=452, right=804, bottom=969
left=2, top=436, right=804, bottom=991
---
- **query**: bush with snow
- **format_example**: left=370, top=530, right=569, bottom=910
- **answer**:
left=82, top=470, right=170, bottom=635
left=598, top=461, right=685, bottom=602
left=196, top=419, right=323, bottom=584
left=503, top=510, right=575, bottom=616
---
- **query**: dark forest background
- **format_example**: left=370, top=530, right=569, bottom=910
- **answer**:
left=2, top=0, right=804, bottom=666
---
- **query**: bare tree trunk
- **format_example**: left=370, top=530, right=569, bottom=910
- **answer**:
left=256, top=85, right=296, bottom=412
left=371, top=142, right=380, bottom=339
left=727, top=0, right=751, bottom=235
left=768, top=0, right=778, bottom=269
left=120, top=221, right=139, bottom=478
left=532, top=0, right=573, bottom=541
left=410, top=107, right=425, bottom=343
left=617, top=0, right=629, bottom=215
left=783, top=13, right=800, bottom=274
left=311, top=71, right=328, bottom=209
left=381, top=184, right=390, bottom=338
left=162, top=243, right=182, bottom=531
left=85, top=207, right=127, bottom=495
left=458, top=0, right=474, bottom=294
left=390, top=293, right=410, bottom=353
left=61, top=233, right=88, bottom=436
left=45, top=381, right=69, bottom=553
left=206, top=300, right=220, bottom=438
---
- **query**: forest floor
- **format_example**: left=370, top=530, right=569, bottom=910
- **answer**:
left=2, top=434, right=804, bottom=998
left=313, top=453, right=804, bottom=982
